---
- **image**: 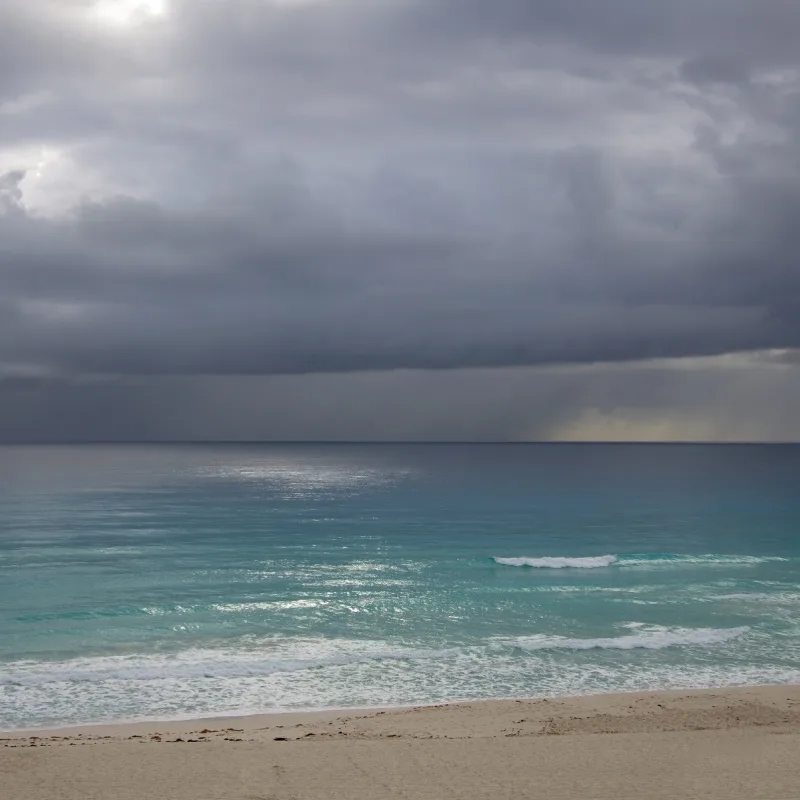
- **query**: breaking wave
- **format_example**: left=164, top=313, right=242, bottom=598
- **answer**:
left=0, top=642, right=456, bottom=687
left=493, top=553, right=788, bottom=569
left=493, top=555, right=617, bottom=568
left=510, top=625, right=750, bottom=651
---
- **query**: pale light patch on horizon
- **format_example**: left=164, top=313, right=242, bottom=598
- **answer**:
left=533, top=349, right=800, bottom=442
left=547, top=350, right=800, bottom=374
left=551, top=408, right=771, bottom=443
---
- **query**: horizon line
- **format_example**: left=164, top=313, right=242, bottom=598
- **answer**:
left=1, top=440, right=799, bottom=446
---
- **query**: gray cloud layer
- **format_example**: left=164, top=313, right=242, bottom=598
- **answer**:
left=1, top=0, right=799, bottom=438
left=2, top=356, right=799, bottom=442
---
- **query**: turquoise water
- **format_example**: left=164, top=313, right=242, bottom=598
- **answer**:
left=1, top=443, right=799, bottom=730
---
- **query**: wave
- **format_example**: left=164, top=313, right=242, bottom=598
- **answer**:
left=493, top=555, right=617, bottom=568
left=5, top=627, right=798, bottom=731
left=621, top=554, right=788, bottom=567
left=510, top=625, right=750, bottom=651
left=713, top=592, right=800, bottom=603
left=0, top=626, right=750, bottom=695
left=0, top=626, right=749, bottom=687
left=493, top=553, right=788, bottom=569
left=4, top=622, right=749, bottom=686
left=0, top=641, right=459, bottom=687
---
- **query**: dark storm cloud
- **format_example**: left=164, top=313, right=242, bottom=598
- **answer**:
left=1, top=0, right=800, bottom=438
left=418, top=0, right=800, bottom=63
left=680, top=56, right=751, bottom=86
left=2, top=358, right=799, bottom=442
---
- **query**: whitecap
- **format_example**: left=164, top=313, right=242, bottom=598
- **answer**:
left=509, top=625, right=749, bottom=651
left=493, top=555, right=618, bottom=569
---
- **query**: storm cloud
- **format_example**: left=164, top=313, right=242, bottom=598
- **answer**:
left=1, top=0, right=799, bottom=439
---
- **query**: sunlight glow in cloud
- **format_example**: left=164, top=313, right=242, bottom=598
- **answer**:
left=92, top=0, right=167, bottom=27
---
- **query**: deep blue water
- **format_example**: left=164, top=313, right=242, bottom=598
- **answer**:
left=1, top=443, right=799, bottom=730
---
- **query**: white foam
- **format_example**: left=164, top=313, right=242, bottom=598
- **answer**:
left=714, top=592, right=800, bottom=603
left=493, top=553, right=790, bottom=570
left=4, top=627, right=799, bottom=731
left=620, top=554, right=788, bottom=567
left=0, top=639, right=458, bottom=687
left=510, top=625, right=750, bottom=651
left=493, top=555, right=618, bottom=569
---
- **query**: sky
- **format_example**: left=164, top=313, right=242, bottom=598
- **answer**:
left=1, top=0, right=799, bottom=442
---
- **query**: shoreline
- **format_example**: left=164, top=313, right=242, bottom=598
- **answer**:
left=5, top=684, right=800, bottom=799
left=2, top=681, right=797, bottom=737
left=5, top=682, right=800, bottom=739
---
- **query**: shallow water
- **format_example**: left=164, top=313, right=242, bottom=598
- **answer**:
left=1, top=443, right=799, bottom=729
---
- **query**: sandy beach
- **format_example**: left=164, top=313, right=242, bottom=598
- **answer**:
left=3, top=685, right=800, bottom=799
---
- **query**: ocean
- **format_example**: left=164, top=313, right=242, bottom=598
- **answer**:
left=1, top=443, right=799, bottom=731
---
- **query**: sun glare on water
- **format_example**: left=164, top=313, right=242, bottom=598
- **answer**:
left=93, top=0, right=168, bottom=26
